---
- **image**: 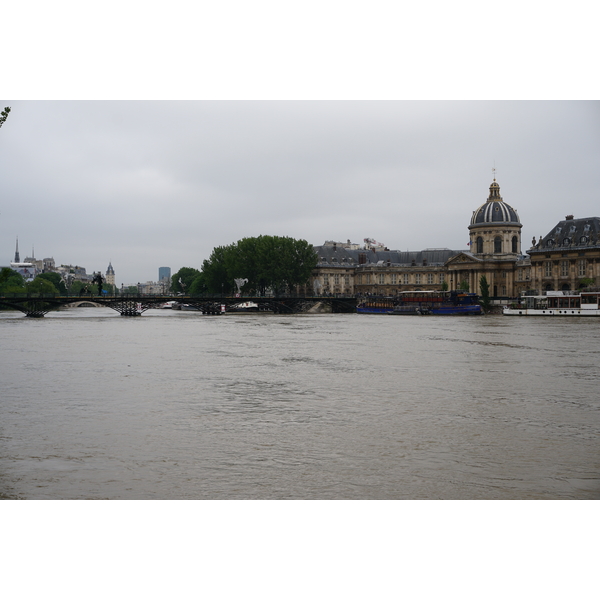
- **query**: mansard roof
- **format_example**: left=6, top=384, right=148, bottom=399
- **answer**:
left=314, top=244, right=461, bottom=267
left=529, top=216, right=600, bottom=254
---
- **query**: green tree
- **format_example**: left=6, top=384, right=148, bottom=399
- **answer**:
left=70, top=280, right=92, bottom=296
left=0, top=267, right=26, bottom=294
left=171, top=267, right=201, bottom=294
left=0, top=107, right=10, bottom=129
left=202, top=246, right=233, bottom=294
left=37, top=272, right=68, bottom=295
left=441, top=281, right=449, bottom=291
left=479, top=275, right=492, bottom=312
left=579, top=277, right=595, bottom=289
left=202, top=235, right=317, bottom=295
left=459, top=279, right=470, bottom=291
left=26, top=277, right=58, bottom=295
left=189, top=272, right=208, bottom=295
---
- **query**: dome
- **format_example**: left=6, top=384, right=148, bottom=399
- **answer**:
left=470, top=181, right=521, bottom=227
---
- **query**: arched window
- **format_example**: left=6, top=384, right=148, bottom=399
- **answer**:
left=512, top=236, right=518, bottom=253
left=476, top=237, right=483, bottom=253
left=494, top=236, right=502, bottom=253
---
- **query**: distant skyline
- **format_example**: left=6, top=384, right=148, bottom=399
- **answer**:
left=1, top=101, right=598, bottom=284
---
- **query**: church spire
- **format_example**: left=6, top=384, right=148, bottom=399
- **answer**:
left=14, top=237, right=20, bottom=262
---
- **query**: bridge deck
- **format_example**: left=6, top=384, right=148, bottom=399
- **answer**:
left=0, top=294, right=358, bottom=317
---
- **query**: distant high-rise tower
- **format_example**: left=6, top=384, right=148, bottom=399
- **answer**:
left=106, top=262, right=115, bottom=286
left=159, top=266, right=171, bottom=282
left=14, top=237, right=20, bottom=263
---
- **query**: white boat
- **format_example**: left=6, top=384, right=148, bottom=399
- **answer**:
left=229, top=301, right=259, bottom=312
left=503, top=290, right=600, bottom=316
left=160, top=301, right=177, bottom=309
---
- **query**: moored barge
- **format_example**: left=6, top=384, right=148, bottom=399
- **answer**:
left=503, top=290, right=600, bottom=316
left=358, top=291, right=482, bottom=315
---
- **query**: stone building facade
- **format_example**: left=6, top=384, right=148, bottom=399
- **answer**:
left=304, top=179, right=598, bottom=300
left=105, top=262, right=115, bottom=287
left=527, top=216, right=600, bottom=292
left=307, top=179, right=527, bottom=300
left=444, top=179, right=523, bottom=298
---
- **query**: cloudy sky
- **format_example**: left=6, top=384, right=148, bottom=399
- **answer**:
left=1, top=101, right=598, bottom=285
left=2, top=4, right=598, bottom=286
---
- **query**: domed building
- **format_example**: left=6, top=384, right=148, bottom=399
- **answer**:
left=469, top=180, right=522, bottom=256
left=445, top=179, right=524, bottom=297
left=307, top=177, right=531, bottom=301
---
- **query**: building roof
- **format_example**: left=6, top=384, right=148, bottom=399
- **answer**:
left=314, top=244, right=461, bottom=267
left=529, top=216, right=600, bottom=254
left=469, top=180, right=521, bottom=228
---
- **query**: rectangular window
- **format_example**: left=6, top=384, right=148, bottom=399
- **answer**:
left=379, top=273, right=385, bottom=285
left=391, top=273, right=397, bottom=285
left=439, top=273, right=445, bottom=284
left=427, top=273, right=434, bottom=284
left=334, top=274, right=340, bottom=285
left=561, top=260, right=569, bottom=277
left=366, top=274, right=371, bottom=284
left=403, top=274, right=409, bottom=285
left=344, top=274, right=350, bottom=285
left=545, top=262, right=552, bottom=277
left=324, top=274, right=329, bottom=284
left=578, top=260, right=586, bottom=277
left=415, top=273, right=421, bottom=285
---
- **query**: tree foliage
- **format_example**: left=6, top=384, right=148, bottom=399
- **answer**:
left=0, top=267, right=25, bottom=294
left=200, top=235, right=317, bottom=295
left=70, top=280, right=92, bottom=296
left=0, top=107, right=10, bottom=129
left=479, top=275, right=491, bottom=312
left=26, top=277, right=58, bottom=295
left=37, top=272, right=68, bottom=295
left=171, top=267, right=201, bottom=294
left=189, top=272, right=208, bottom=295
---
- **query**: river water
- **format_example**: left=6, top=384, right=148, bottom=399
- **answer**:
left=1, top=307, right=598, bottom=499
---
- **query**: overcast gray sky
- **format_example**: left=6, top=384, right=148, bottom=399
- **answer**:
left=1, top=101, right=598, bottom=284
left=2, top=3, right=599, bottom=286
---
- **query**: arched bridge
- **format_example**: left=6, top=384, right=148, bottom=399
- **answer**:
left=0, top=294, right=358, bottom=318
